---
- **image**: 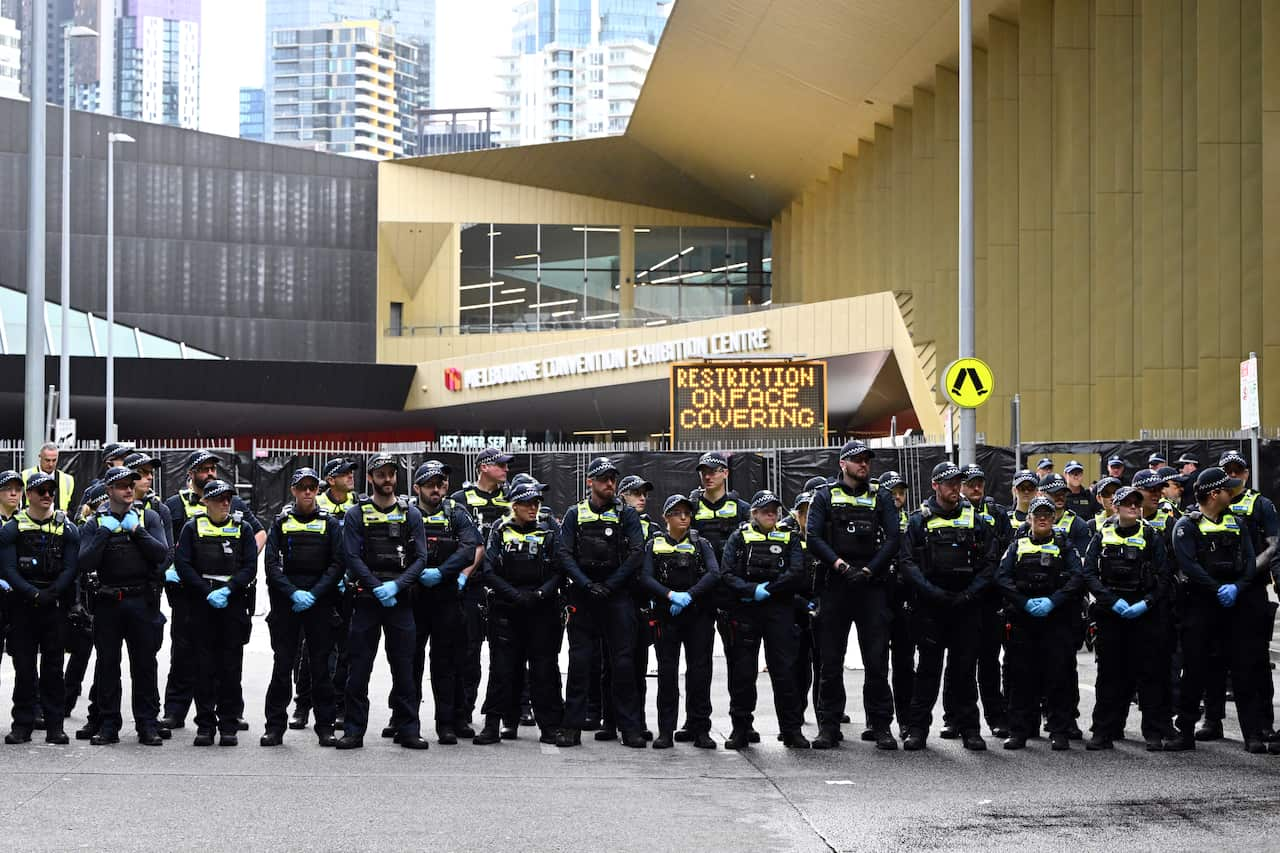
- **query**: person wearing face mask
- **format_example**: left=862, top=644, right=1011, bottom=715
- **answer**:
left=1082, top=486, right=1180, bottom=751
left=0, top=472, right=80, bottom=744
left=807, top=440, right=902, bottom=751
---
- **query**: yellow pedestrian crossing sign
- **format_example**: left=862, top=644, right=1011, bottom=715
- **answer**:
left=941, top=358, right=994, bottom=408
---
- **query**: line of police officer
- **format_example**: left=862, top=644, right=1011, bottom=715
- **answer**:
left=0, top=440, right=1276, bottom=754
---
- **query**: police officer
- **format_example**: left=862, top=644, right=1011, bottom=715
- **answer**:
left=1033, top=473, right=1092, bottom=557
left=558, top=457, right=646, bottom=748
left=1088, top=477, right=1122, bottom=531
left=1106, top=456, right=1127, bottom=482
left=500, top=471, right=553, bottom=734
left=879, top=471, right=915, bottom=737
left=1132, top=469, right=1178, bottom=541
left=1082, top=486, right=1179, bottom=751
left=174, top=479, right=257, bottom=746
left=957, top=464, right=1012, bottom=740
left=0, top=471, right=79, bottom=743
left=1158, top=467, right=1187, bottom=516
left=641, top=494, right=720, bottom=750
left=807, top=440, right=901, bottom=751
left=337, top=455, right=430, bottom=750
left=262, top=468, right=344, bottom=747
left=401, top=460, right=479, bottom=745
left=1148, top=452, right=1167, bottom=471
left=1035, top=458, right=1054, bottom=478
left=0, top=469, right=23, bottom=522
left=161, top=450, right=263, bottom=736
left=721, top=490, right=808, bottom=749
left=997, top=496, right=1084, bottom=750
left=780, top=488, right=822, bottom=727
left=291, top=457, right=359, bottom=732
left=76, top=466, right=169, bottom=745
left=610, top=474, right=657, bottom=741
left=21, top=443, right=75, bottom=513
left=899, top=463, right=997, bottom=751
left=1008, top=470, right=1039, bottom=526
left=1062, top=460, right=1101, bottom=520
left=451, top=446, right=512, bottom=738
left=473, top=481, right=566, bottom=746
left=1171, top=467, right=1265, bottom=752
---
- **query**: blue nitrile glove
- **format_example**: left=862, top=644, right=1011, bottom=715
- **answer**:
left=1217, top=584, right=1238, bottom=607
left=670, top=591, right=693, bottom=609
left=382, top=595, right=398, bottom=609
left=374, top=580, right=398, bottom=602
left=337, top=578, right=346, bottom=594
left=0, top=579, right=10, bottom=592
left=457, top=573, right=468, bottom=591
left=753, top=583, right=770, bottom=602
left=207, top=587, right=230, bottom=609
left=669, top=601, right=684, bottom=616
left=1039, top=598, right=1055, bottom=615
left=1112, top=599, right=1131, bottom=615
left=1121, top=600, right=1148, bottom=619
left=419, top=567, right=443, bottom=588
left=121, top=510, right=140, bottom=532
left=99, top=515, right=122, bottom=533
left=1025, top=597, right=1051, bottom=617
left=165, top=567, right=180, bottom=584
left=290, top=590, right=315, bottom=612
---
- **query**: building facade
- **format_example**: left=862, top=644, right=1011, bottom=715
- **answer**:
left=239, top=86, right=265, bottom=141
left=269, top=19, right=419, bottom=160
left=114, top=0, right=201, bottom=128
left=0, top=13, right=19, bottom=98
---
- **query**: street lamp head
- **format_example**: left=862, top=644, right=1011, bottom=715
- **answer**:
left=108, top=132, right=135, bottom=144
left=65, top=25, right=98, bottom=39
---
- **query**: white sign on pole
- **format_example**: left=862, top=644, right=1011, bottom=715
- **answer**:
left=54, top=417, right=76, bottom=449
left=1241, top=356, right=1260, bottom=430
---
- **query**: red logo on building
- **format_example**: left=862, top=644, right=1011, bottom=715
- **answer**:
left=444, top=367, right=463, bottom=392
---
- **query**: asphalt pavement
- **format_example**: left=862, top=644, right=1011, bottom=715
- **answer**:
left=0, top=606, right=1276, bottom=852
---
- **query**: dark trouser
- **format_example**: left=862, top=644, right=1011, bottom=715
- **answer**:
left=63, top=620, right=94, bottom=715
left=1090, top=605, right=1174, bottom=740
left=564, top=592, right=642, bottom=733
left=793, top=608, right=821, bottom=721
left=816, top=580, right=893, bottom=731
left=292, top=634, right=311, bottom=717
left=602, top=600, right=651, bottom=733
left=162, top=583, right=196, bottom=721
left=1005, top=609, right=1075, bottom=738
left=1177, top=590, right=1265, bottom=738
left=654, top=606, right=714, bottom=735
left=265, top=593, right=336, bottom=734
left=457, top=587, right=486, bottom=724
left=343, top=594, right=418, bottom=739
left=907, top=600, right=980, bottom=734
left=9, top=598, right=66, bottom=730
left=727, top=601, right=803, bottom=733
left=970, top=596, right=1007, bottom=730
left=889, top=589, right=915, bottom=729
left=480, top=600, right=564, bottom=730
left=92, top=593, right=164, bottom=735
left=586, top=639, right=603, bottom=722
left=1204, top=593, right=1276, bottom=731
left=397, top=584, right=462, bottom=729
left=294, top=590, right=353, bottom=719
left=189, top=590, right=249, bottom=734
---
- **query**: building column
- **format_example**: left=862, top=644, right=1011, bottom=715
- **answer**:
left=619, top=225, right=636, bottom=320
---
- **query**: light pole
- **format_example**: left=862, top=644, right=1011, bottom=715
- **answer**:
left=105, top=131, right=134, bottom=443
left=957, top=0, right=976, bottom=465
left=59, top=25, right=99, bottom=425
left=23, top=0, right=47, bottom=465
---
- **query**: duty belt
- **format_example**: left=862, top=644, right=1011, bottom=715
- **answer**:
left=202, top=574, right=232, bottom=584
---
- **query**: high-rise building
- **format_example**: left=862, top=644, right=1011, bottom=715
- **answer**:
left=239, top=86, right=264, bottom=141
left=263, top=0, right=435, bottom=141
left=416, top=107, right=498, bottom=156
left=4, top=0, right=112, bottom=109
left=497, top=0, right=668, bottom=146
left=0, top=14, right=19, bottom=98
left=115, top=0, right=201, bottom=128
left=269, top=19, right=419, bottom=160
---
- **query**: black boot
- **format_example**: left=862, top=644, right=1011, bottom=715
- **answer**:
left=436, top=725, right=458, bottom=745
left=260, top=731, right=284, bottom=747
left=289, top=708, right=310, bottom=730
left=812, top=727, right=840, bottom=750
left=473, top=723, right=502, bottom=745
left=555, top=728, right=582, bottom=748
left=724, top=729, right=751, bottom=750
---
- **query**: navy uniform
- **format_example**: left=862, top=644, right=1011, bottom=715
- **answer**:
left=720, top=491, right=808, bottom=748
left=558, top=457, right=647, bottom=746
left=174, top=480, right=258, bottom=746
left=880, top=473, right=916, bottom=737
left=262, top=469, right=345, bottom=746
left=473, top=482, right=567, bottom=745
left=403, top=461, right=480, bottom=744
left=450, top=449, right=513, bottom=733
left=76, top=467, right=169, bottom=745
left=898, top=464, right=998, bottom=750
left=641, top=495, right=721, bottom=748
left=162, top=450, right=262, bottom=732
left=0, top=472, right=80, bottom=743
left=807, top=440, right=902, bottom=750
left=1082, top=487, right=1178, bottom=750
left=996, top=497, right=1085, bottom=749
left=960, top=467, right=1014, bottom=740
left=337, top=455, right=430, bottom=749
left=1171, top=468, right=1265, bottom=751
left=779, top=489, right=822, bottom=726
left=1062, top=460, right=1102, bottom=520
left=608, top=474, right=659, bottom=741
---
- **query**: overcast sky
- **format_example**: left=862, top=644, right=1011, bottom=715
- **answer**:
left=198, top=0, right=515, bottom=137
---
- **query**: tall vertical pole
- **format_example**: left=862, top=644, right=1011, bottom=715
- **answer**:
left=59, top=27, right=72, bottom=422
left=105, top=138, right=115, bottom=443
left=957, top=0, right=976, bottom=466
left=24, top=0, right=48, bottom=467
